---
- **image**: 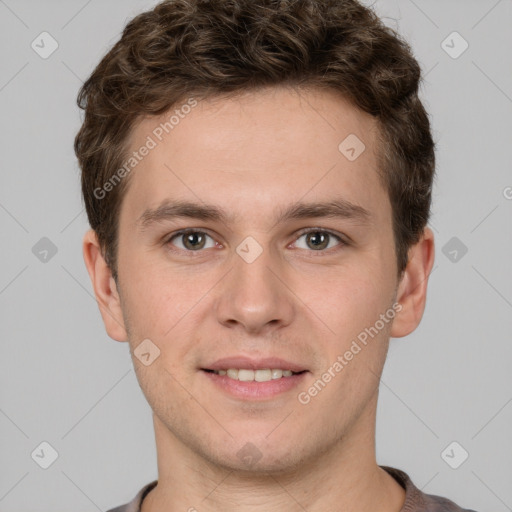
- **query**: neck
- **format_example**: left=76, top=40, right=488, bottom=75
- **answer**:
left=142, top=394, right=405, bottom=512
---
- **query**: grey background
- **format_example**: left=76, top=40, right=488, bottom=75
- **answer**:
left=1, top=0, right=511, bottom=510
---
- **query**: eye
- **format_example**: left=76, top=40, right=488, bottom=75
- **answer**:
left=164, top=228, right=346, bottom=255
left=167, top=230, right=217, bottom=251
left=293, top=229, right=344, bottom=252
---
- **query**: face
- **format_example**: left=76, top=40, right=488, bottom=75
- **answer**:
left=90, top=86, right=424, bottom=474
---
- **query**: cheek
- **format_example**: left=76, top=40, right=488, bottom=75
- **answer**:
left=295, top=267, right=394, bottom=419
left=119, top=263, right=219, bottom=377
left=295, top=259, right=393, bottom=344
left=119, top=250, right=196, bottom=333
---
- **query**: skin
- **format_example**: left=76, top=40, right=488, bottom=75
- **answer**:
left=83, top=85, right=435, bottom=512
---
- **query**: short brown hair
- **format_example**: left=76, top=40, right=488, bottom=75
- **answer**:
left=75, top=0, right=435, bottom=282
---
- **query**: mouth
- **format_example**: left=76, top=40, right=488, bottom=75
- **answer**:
left=202, top=368, right=307, bottom=381
left=200, top=357, right=309, bottom=400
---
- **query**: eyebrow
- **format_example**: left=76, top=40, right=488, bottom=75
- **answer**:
left=137, top=198, right=371, bottom=231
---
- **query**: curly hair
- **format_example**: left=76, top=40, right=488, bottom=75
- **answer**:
left=74, top=0, right=435, bottom=282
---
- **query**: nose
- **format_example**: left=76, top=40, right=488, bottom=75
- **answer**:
left=214, top=240, right=295, bottom=335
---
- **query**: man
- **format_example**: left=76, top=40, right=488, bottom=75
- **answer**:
left=75, top=0, right=478, bottom=510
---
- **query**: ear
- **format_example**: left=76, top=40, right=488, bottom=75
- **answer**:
left=82, top=229, right=128, bottom=342
left=391, top=227, right=435, bottom=338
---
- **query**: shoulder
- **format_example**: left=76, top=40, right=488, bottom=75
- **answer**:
left=381, top=466, right=479, bottom=512
left=105, top=480, right=158, bottom=512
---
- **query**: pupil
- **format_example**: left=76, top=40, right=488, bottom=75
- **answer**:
left=308, top=232, right=327, bottom=250
left=185, top=233, right=204, bottom=250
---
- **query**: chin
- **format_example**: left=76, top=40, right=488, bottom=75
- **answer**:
left=202, top=437, right=312, bottom=476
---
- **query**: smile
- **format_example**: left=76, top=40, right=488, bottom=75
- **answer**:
left=206, top=368, right=304, bottom=382
left=201, top=368, right=308, bottom=400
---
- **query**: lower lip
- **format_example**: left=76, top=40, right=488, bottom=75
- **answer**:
left=201, top=370, right=308, bottom=400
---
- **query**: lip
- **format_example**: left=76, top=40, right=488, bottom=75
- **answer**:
left=202, top=370, right=308, bottom=400
left=202, top=356, right=308, bottom=373
left=200, top=356, right=309, bottom=400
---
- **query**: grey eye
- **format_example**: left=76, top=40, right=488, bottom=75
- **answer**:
left=170, top=231, right=216, bottom=251
left=295, top=231, right=341, bottom=251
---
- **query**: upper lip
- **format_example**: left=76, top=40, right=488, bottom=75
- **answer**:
left=203, top=356, right=308, bottom=373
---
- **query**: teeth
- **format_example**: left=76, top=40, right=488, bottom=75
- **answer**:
left=255, top=369, right=271, bottom=382
left=271, top=369, right=283, bottom=379
left=227, top=369, right=239, bottom=379
left=213, top=368, right=299, bottom=381
left=238, top=369, right=255, bottom=381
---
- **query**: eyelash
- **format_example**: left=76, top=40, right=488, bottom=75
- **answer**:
left=164, top=228, right=348, bottom=256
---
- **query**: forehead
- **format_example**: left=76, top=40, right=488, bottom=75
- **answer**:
left=120, top=86, right=386, bottom=226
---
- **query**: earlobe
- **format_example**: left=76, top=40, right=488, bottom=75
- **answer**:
left=82, top=229, right=128, bottom=342
left=390, top=227, right=435, bottom=338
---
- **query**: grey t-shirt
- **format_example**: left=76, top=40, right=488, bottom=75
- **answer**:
left=106, top=466, right=478, bottom=512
